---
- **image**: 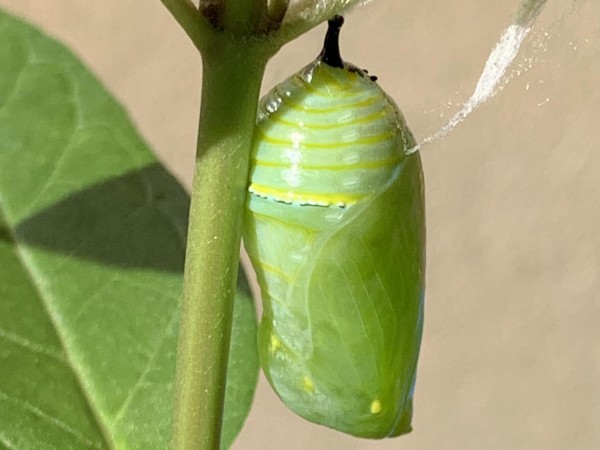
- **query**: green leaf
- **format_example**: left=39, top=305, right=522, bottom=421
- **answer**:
left=0, top=9, right=258, bottom=450
left=276, top=0, right=371, bottom=44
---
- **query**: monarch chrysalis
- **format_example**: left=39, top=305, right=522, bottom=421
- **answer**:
left=243, top=16, right=425, bottom=439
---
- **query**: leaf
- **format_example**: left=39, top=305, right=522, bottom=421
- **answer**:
left=0, top=9, right=258, bottom=450
left=275, top=0, right=373, bottom=44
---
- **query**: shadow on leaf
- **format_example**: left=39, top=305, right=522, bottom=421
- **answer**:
left=16, top=163, right=189, bottom=273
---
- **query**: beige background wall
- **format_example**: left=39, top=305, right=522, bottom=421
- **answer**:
left=2, top=1, right=598, bottom=449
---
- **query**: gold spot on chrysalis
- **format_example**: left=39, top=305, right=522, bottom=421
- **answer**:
left=302, top=376, right=315, bottom=393
left=270, top=334, right=281, bottom=353
left=370, top=400, right=382, bottom=414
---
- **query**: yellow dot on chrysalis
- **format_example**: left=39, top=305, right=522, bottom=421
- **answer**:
left=370, top=400, right=382, bottom=414
left=270, top=335, right=281, bottom=353
left=302, top=376, right=315, bottom=393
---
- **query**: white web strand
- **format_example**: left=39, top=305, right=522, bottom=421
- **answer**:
left=407, top=0, right=551, bottom=155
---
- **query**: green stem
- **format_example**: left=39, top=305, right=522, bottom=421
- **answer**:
left=160, top=0, right=211, bottom=50
left=222, top=0, right=268, bottom=33
left=172, top=42, right=269, bottom=450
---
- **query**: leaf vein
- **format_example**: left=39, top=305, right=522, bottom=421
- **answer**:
left=0, top=199, right=115, bottom=449
left=0, top=389, right=103, bottom=449
left=0, top=431, right=18, bottom=450
left=0, top=327, right=64, bottom=362
left=110, top=304, right=179, bottom=427
left=0, top=37, right=31, bottom=114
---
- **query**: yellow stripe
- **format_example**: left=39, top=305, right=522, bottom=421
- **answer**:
left=290, top=74, right=319, bottom=94
left=248, top=209, right=319, bottom=233
left=313, top=66, right=346, bottom=89
left=267, top=109, right=389, bottom=130
left=274, top=86, right=384, bottom=114
left=256, top=259, right=293, bottom=283
left=252, top=154, right=402, bottom=171
left=291, top=74, right=370, bottom=100
left=256, top=129, right=396, bottom=149
left=249, top=183, right=364, bottom=206
left=316, top=65, right=358, bottom=89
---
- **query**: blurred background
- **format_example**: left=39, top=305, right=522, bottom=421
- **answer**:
left=1, top=1, right=598, bottom=449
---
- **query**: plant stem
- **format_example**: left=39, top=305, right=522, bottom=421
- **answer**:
left=160, top=0, right=211, bottom=50
left=172, top=42, right=269, bottom=450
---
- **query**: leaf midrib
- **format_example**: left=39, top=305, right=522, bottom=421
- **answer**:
left=0, top=203, right=115, bottom=450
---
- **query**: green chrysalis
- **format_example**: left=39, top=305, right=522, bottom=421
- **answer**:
left=243, top=16, right=425, bottom=439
